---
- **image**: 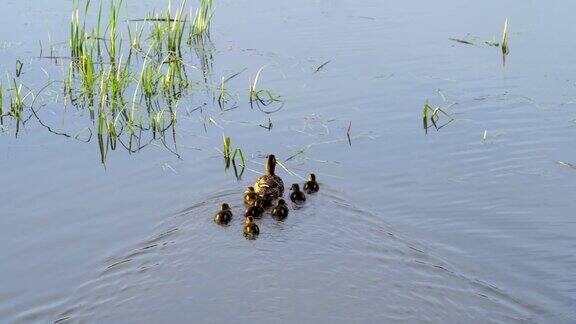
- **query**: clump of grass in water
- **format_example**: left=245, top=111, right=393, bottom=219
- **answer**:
left=69, top=0, right=89, bottom=58
left=189, top=0, right=213, bottom=40
left=422, top=100, right=454, bottom=133
left=8, top=79, right=24, bottom=135
left=222, top=135, right=245, bottom=169
left=166, top=0, right=187, bottom=56
left=248, top=66, right=283, bottom=108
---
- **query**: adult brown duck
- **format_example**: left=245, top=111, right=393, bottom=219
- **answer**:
left=253, top=154, right=284, bottom=200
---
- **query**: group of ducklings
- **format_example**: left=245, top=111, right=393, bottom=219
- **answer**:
left=214, top=154, right=320, bottom=238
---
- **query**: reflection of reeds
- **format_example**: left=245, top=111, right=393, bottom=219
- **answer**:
left=190, top=35, right=214, bottom=83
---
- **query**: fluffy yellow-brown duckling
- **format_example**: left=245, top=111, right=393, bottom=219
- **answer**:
left=253, top=154, right=284, bottom=200
left=214, top=203, right=232, bottom=225
left=244, top=186, right=257, bottom=206
left=303, top=173, right=319, bottom=194
left=243, top=216, right=260, bottom=236
left=289, top=183, right=306, bottom=204
left=245, top=199, right=264, bottom=218
left=271, top=199, right=289, bottom=220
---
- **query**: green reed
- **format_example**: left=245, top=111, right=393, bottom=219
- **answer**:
left=189, top=0, right=213, bottom=39
left=501, top=18, right=509, bottom=56
left=9, top=79, right=24, bottom=134
left=107, top=0, right=123, bottom=64
left=166, top=1, right=187, bottom=55
left=222, top=135, right=246, bottom=168
left=78, top=48, right=96, bottom=101
left=70, top=0, right=90, bottom=58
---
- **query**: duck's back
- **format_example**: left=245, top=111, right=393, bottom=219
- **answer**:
left=254, top=174, right=284, bottom=198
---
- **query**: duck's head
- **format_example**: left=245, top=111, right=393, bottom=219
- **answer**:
left=245, top=216, right=254, bottom=224
left=308, top=173, right=316, bottom=181
left=291, top=183, right=300, bottom=191
left=265, top=154, right=277, bottom=175
left=278, top=199, right=286, bottom=205
left=221, top=203, right=230, bottom=210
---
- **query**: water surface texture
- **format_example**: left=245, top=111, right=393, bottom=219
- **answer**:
left=1, top=0, right=575, bottom=323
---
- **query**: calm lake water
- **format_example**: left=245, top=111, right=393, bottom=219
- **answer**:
left=1, top=0, right=575, bottom=323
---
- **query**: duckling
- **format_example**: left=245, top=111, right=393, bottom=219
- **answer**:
left=243, top=216, right=260, bottom=236
left=289, top=183, right=306, bottom=204
left=271, top=199, right=289, bottom=220
left=214, top=203, right=233, bottom=225
left=253, top=154, right=284, bottom=200
left=303, top=173, right=320, bottom=194
left=244, top=186, right=257, bottom=206
left=257, top=194, right=273, bottom=209
left=245, top=199, right=264, bottom=218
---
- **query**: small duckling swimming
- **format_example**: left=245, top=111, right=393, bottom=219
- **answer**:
left=289, top=183, right=306, bottom=204
left=214, top=203, right=233, bottom=225
left=271, top=199, right=289, bottom=220
left=245, top=199, right=264, bottom=218
left=243, top=216, right=260, bottom=236
left=257, top=194, right=273, bottom=209
left=303, top=173, right=319, bottom=194
left=244, top=186, right=257, bottom=206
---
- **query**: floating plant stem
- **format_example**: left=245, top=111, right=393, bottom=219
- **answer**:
left=422, top=100, right=454, bottom=133
left=15, top=60, right=23, bottom=77
left=232, top=148, right=245, bottom=167
left=347, top=121, right=352, bottom=146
